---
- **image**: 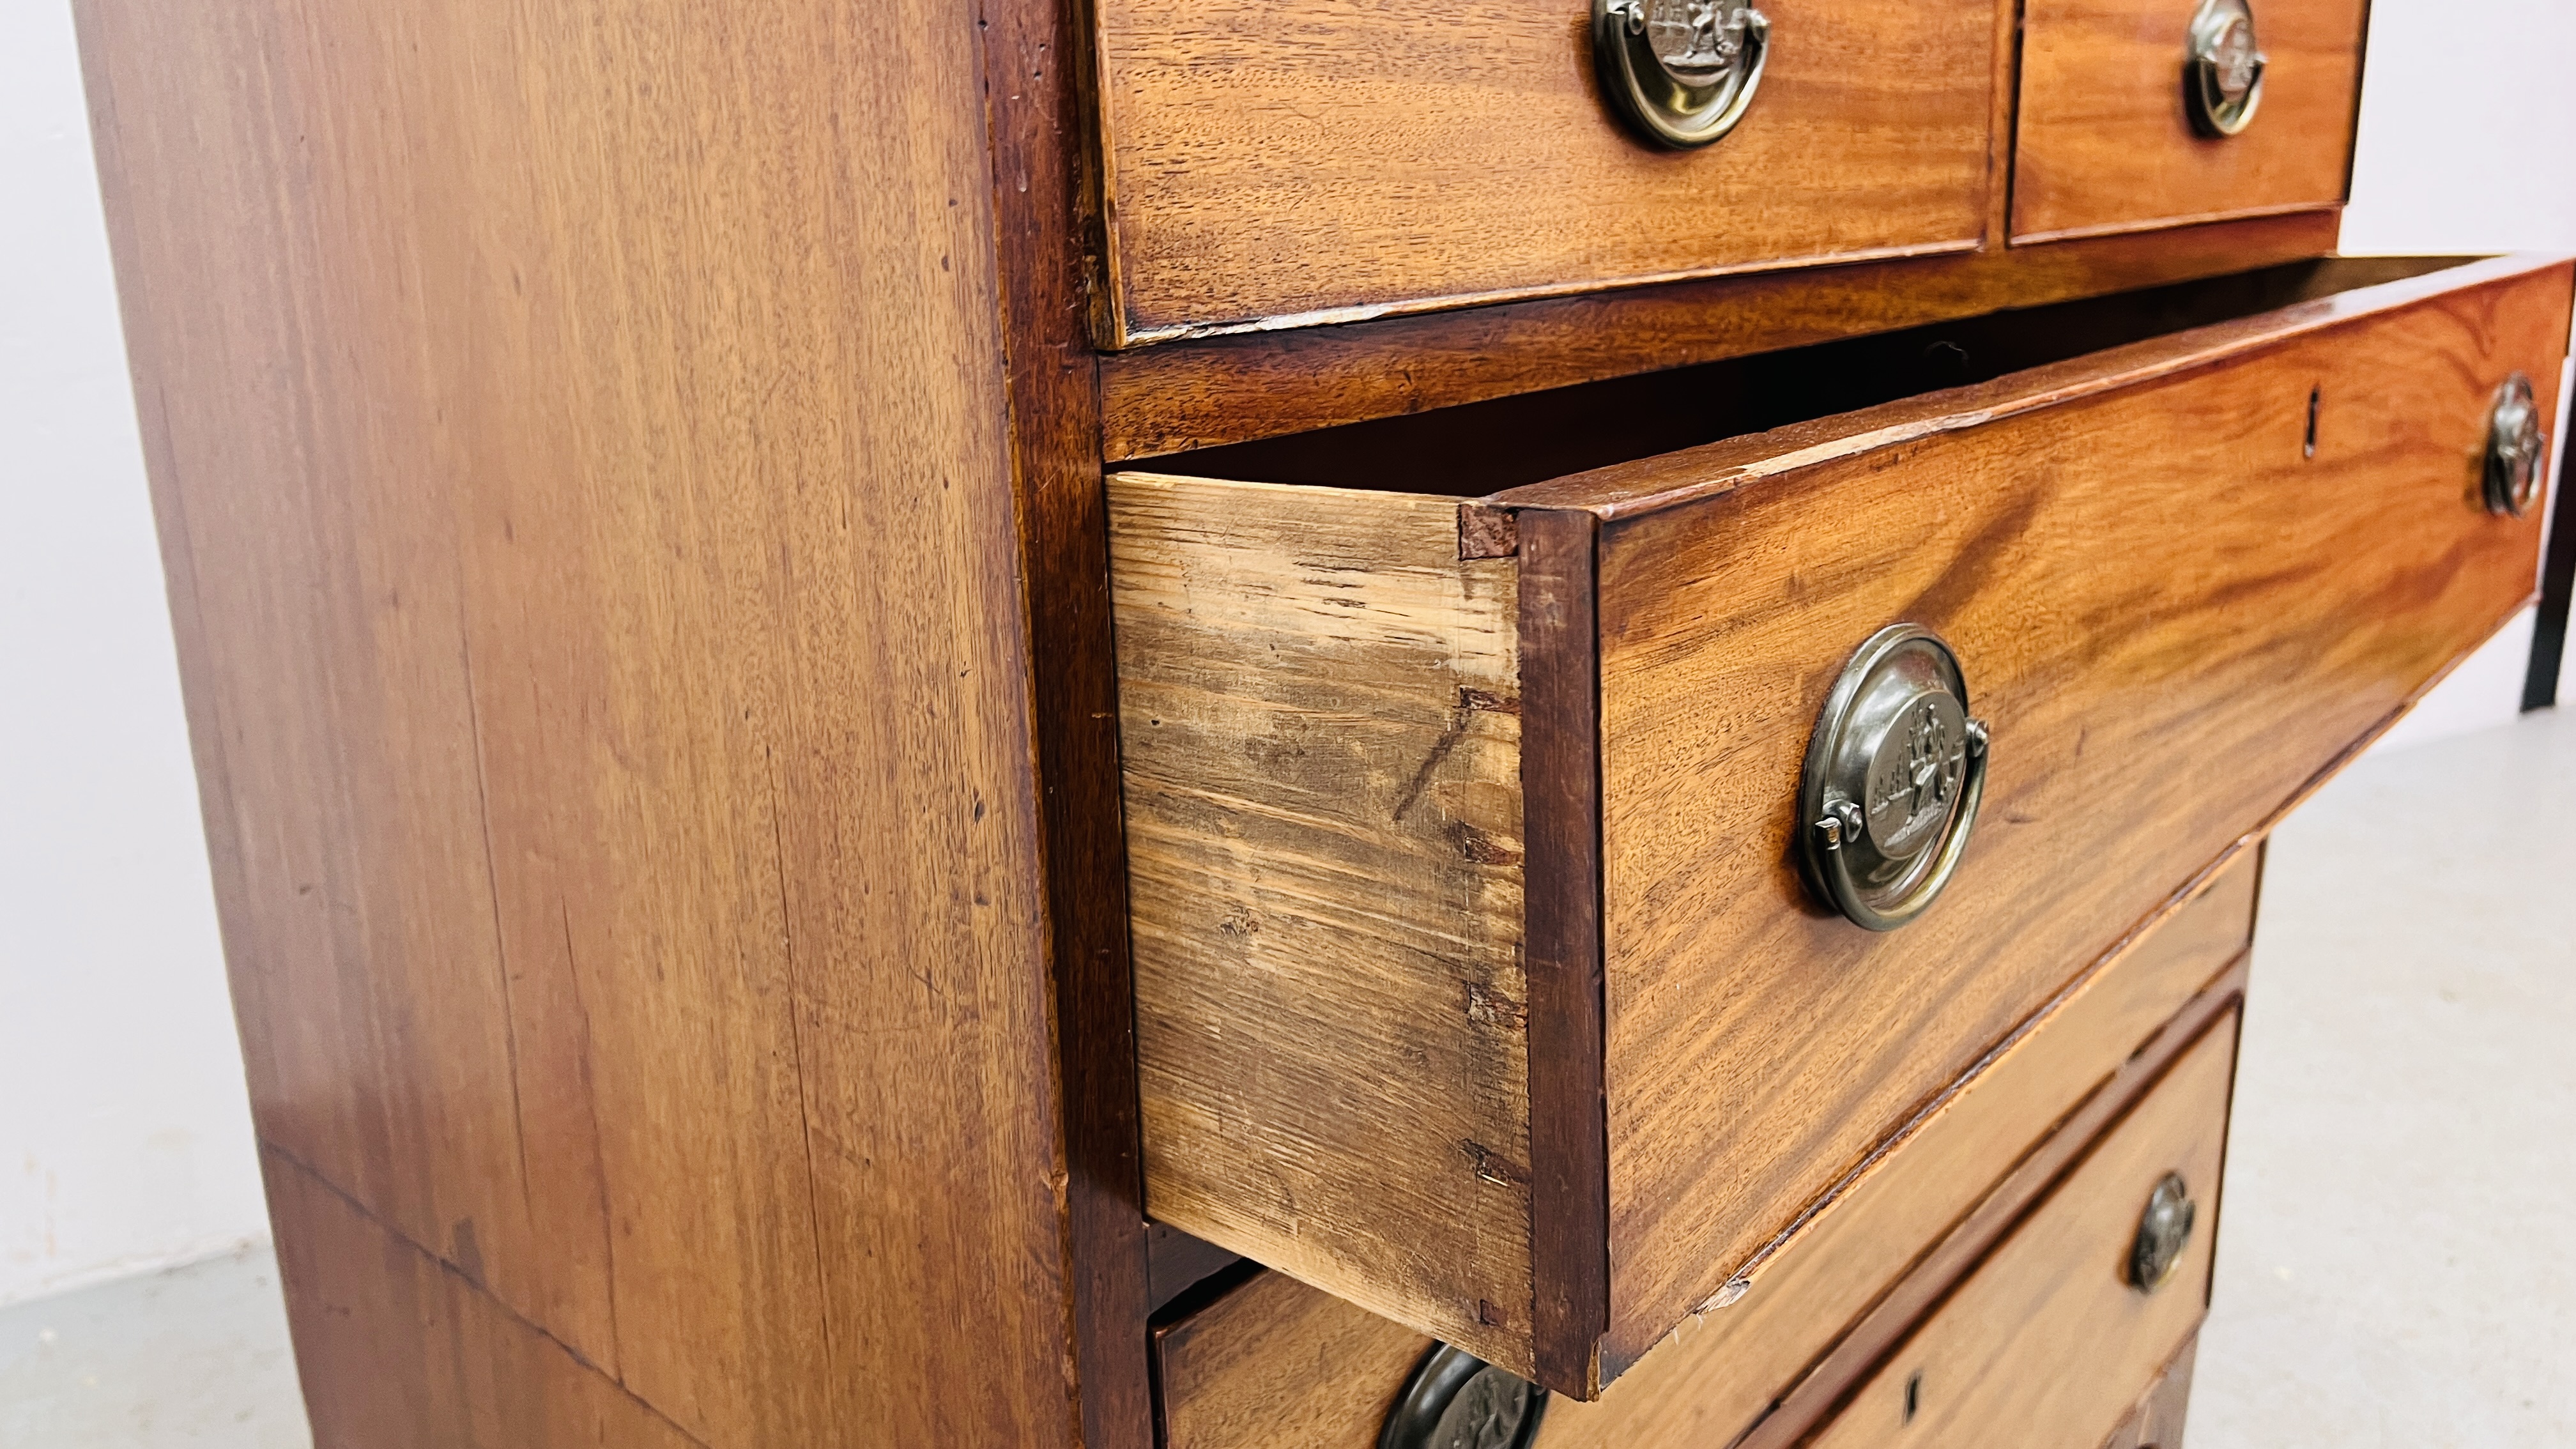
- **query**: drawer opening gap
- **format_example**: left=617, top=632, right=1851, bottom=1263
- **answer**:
left=1138, top=257, right=2475, bottom=498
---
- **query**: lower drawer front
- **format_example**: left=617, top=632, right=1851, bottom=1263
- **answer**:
left=1806, top=1009, right=2239, bottom=1448
left=1113, top=254, right=2570, bottom=1392
left=1153, top=907, right=2249, bottom=1449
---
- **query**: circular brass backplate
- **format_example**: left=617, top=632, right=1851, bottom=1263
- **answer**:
left=2129, top=1172, right=2198, bottom=1292
left=2485, top=372, right=2549, bottom=518
left=2185, top=0, right=2267, bottom=137
left=1378, top=1346, right=1547, bottom=1449
left=1797, top=624, right=1989, bottom=932
left=1591, top=0, right=1771, bottom=150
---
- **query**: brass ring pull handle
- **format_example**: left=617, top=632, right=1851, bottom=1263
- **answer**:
left=1591, top=0, right=1771, bottom=150
left=1797, top=625, right=1990, bottom=932
left=2485, top=372, right=2549, bottom=518
left=1378, top=1345, right=1548, bottom=1449
left=2129, top=1173, right=2198, bottom=1292
left=2185, top=0, right=2267, bottom=137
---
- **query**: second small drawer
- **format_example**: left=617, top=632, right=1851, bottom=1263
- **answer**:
left=2012, top=0, right=2368, bottom=242
left=1109, top=254, right=2566, bottom=1398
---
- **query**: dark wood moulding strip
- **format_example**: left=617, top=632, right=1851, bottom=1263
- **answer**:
left=2524, top=382, right=2576, bottom=709
left=1517, top=509, right=1613, bottom=1397
left=1098, top=212, right=2342, bottom=461
left=980, top=0, right=1156, bottom=1445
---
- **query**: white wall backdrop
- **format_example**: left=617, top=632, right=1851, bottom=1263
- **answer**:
left=0, top=0, right=2570, bottom=1308
left=1, top=0, right=268, bottom=1305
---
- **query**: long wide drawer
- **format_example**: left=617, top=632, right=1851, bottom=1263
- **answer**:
left=1108, top=254, right=2570, bottom=1397
left=1804, top=1008, right=2239, bottom=1448
left=1093, top=0, right=1997, bottom=346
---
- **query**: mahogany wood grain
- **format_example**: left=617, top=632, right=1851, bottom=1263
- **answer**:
left=1664, top=961, right=2247, bottom=1449
left=1098, top=216, right=2343, bottom=461
left=1800, top=1012, right=2238, bottom=1449
left=1534, top=855, right=2254, bottom=1448
left=262, top=1149, right=703, bottom=1449
left=1581, top=257, right=2568, bottom=1369
left=2012, top=0, right=2365, bottom=243
left=1154, top=1268, right=1436, bottom=1449
left=984, top=0, right=1160, bottom=1438
left=77, top=0, right=1086, bottom=1442
left=1108, top=477, right=1536, bottom=1370
left=1092, top=0, right=1997, bottom=346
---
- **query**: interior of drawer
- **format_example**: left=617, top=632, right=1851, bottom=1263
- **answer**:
left=1135, top=256, right=2473, bottom=496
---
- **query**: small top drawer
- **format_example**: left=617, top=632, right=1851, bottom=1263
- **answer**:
left=1093, top=1, right=1997, bottom=347
left=2012, top=0, right=2367, bottom=242
left=1108, top=254, right=2569, bottom=1398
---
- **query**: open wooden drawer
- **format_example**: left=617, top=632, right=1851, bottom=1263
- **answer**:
left=1108, top=254, right=2569, bottom=1397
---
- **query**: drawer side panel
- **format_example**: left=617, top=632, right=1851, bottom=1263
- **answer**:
left=1108, top=473, right=1536, bottom=1367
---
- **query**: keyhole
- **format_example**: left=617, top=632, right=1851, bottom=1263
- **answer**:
left=1905, top=1369, right=1922, bottom=1425
left=2304, top=386, right=2320, bottom=459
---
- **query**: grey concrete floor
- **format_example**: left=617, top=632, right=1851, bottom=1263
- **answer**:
left=0, top=1244, right=305, bottom=1447
left=1, top=712, right=2570, bottom=1446
left=2196, top=705, right=2576, bottom=1448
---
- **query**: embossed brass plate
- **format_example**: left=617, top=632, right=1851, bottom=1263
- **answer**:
left=2185, top=0, right=2267, bottom=137
left=1591, top=0, right=1771, bottom=150
left=2485, top=372, right=2549, bottom=518
left=2128, top=1172, right=2198, bottom=1292
left=1797, top=624, right=1989, bottom=931
left=1378, top=1346, right=1547, bottom=1449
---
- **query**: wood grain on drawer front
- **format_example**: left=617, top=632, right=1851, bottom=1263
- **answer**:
left=2012, top=0, right=2366, bottom=243
left=1804, top=1011, right=2239, bottom=1449
left=1094, top=0, right=1997, bottom=346
left=1534, top=851, right=2253, bottom=1449
left=1554, top=256, right=2567, bottom=1375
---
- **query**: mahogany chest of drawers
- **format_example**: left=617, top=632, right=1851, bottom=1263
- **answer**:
left=79, top=0, right=2568, bottom=1444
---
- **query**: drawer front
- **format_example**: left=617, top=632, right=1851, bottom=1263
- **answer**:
left=1804, top=1009, right=2239, bottom=1448
left=1095, top=0, right=1997, bottom=346
left=1533, top=855, right=2253, bottom=1448
left=2012, top=0, right=2366, bottom=242
left=1585, top=257, right=2566, bottom=1370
